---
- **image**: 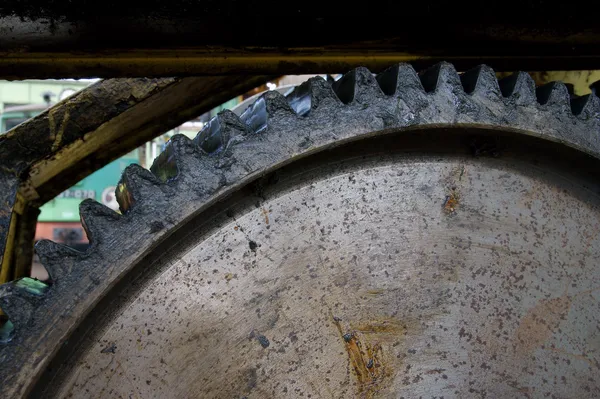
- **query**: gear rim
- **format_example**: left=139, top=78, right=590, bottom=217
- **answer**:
left=0, top=61, right=600, bottom=397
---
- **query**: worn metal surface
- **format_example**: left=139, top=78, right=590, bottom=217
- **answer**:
left=1, top=3, right=600, bottom=77
left=53, top=150, right=600, bottom=398
left=0, top=74, right=272, bottom=281
left=2, top=62, right=600, bottom=397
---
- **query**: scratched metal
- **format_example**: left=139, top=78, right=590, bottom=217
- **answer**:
left=54, top=154, right=600, bottom=398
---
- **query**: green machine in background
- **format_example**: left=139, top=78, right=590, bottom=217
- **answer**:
left=0, top=104, right=49, bottom=132
left=38, top=152, right=139, bottom=222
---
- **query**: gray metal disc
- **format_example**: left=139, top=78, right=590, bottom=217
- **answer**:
left=52, top=133, right=600, bottom=398
left=4, top=62, right=600, bottom=398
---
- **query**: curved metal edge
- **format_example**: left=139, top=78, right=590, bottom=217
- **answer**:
left=0, top=75, right=273, bottom=283
left=1, top=61, right=600, bottom=397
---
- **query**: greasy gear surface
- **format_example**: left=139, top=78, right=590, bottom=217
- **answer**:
left=1, top=62, right=600, bottom=397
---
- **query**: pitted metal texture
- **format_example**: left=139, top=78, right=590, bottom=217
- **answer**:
left=1, top=62, right=600, bottom=397
left=56, top=152, right=600, bottom=398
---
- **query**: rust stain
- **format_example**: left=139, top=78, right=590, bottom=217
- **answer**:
left=352, top=319, right=408, bottom=335
left=443, top=188, right=459, bottom=214
left=333, top=316, right=398, bottom=398
left=514, top=292, right=573, bottom=355
left=262, top=208, right=269, bottom=225
left=440, top=165, right=465, bottom=215
left=513, top=284, right=599, bottom=356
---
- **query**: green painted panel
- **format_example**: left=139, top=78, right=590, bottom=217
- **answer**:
left=0, top=82, right=30, bottom=105
left=39, top=154, right=139, bottom=222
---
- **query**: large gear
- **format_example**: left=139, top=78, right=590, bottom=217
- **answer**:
left=1, top=62, right=600, bottom=398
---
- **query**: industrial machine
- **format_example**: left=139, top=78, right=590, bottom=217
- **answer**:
left=0, top=4, right=600, bottom=398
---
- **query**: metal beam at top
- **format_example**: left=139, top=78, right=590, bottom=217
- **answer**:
left=1, top=51, right=600, bottom=80
left=1, top=3, right=600, bottom=78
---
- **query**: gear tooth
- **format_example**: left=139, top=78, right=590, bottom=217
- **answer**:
left=262, top=90, right=295, bottom=114
left=79, top=199, right=121, bottom=246
left=34, top=239, right=82, bottom=283
left=241, top=90, right=296, bottom=134
left=331, top=67, right=383, bottom=104
left=285, top=79, right=313, bottom=116
left=334, top=67, right=384, bottom=104
left=0, top=289, right=33, bottom=331
left=0, top=278, right=48, bottom=331
left=499, top=72, right=536, bottom=105
left=353, top=67, right=384, bottom=102
left=460, top=65, right=501, bottom=97
left=376, top=63, right=425, bottom=96
left=536, top=82, right=571, bottom=109
left=194, top=110, right=250, bottom=154
left=419, top=62, right=461, bottom=93
left=116, top=164, right=162, bottom=213
left=150, top=134, right=198, bottom=183
left=285, top=76, right=340, bottom=116
left=571, top=93, right=600, bottom=118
